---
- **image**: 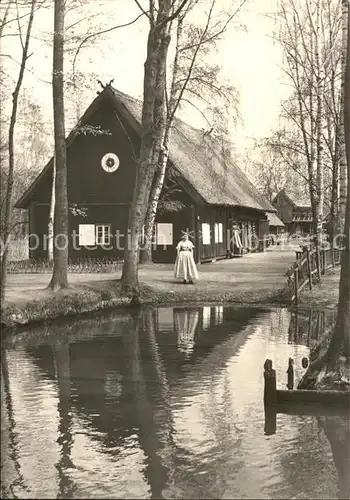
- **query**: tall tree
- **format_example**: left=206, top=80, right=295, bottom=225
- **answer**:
left=121, top=0, right=190, bottom=295
left=48, top=0, right=69, bottom=290
left=299, top=0, right=350, bottom=387
left=338, top=0, right=350, bottom=232
left=0, top=0, right=37, bottom=305
left=271, top=0, right=347, bottom=238
left=140, top=0, right=244, bottom=263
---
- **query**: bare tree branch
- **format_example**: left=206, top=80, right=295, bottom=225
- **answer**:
left=72, top=11, right=146, bottom=77
left=133, top=0, right=152, bottom=24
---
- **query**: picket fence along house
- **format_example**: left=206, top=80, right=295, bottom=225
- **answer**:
left=16, top=86, right=277, bottom=264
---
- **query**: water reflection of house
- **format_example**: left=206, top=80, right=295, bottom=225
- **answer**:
left=3, top=305, right=267, bottom=498
left=155, top=305, right=265, bottom=367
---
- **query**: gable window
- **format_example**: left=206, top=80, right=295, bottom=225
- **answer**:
left=214, top=222, right=223, bottom=243
left=96, top=224, right=112, bottom=245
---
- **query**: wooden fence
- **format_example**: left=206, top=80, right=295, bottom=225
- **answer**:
left=286, top=244, right=343, bottom=305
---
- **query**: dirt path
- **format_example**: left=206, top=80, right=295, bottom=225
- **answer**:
left=5, top=248, right=296, bottom=305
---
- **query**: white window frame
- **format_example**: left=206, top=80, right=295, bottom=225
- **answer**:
left=96, top=224, right=112, bottom=245
left=214, top=222, right=223, bottom=243
left=202, top=223, right=211, bottom=245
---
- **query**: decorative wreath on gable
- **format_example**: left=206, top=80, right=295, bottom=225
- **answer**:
left=101, top=153, right=119, bottom=173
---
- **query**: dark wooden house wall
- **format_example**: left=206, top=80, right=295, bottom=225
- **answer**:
left=273, top=192, right=293, bottom=224
left=28, top=97, right=138, bottom=260
left=26, top=95, right=270, bottom=264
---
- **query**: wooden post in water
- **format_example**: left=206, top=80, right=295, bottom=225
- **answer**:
left=264, top=404, right=277, bottom=436
left=264, top=359, right=277, bottom=405
left=286, top=357, right=294, bottom=390
left=294, top=267, right=299, bottom=305
left=306, top=248, right=312, bottom=290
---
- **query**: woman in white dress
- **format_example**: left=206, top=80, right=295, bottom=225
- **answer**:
left=174, top=233, right=199, bottom=284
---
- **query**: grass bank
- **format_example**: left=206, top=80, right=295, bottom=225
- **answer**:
left=295, top=268, right=340, bottom=310
left=2, top=251, right=297, bottom=329
left=1, top=277, right=290, bottom=329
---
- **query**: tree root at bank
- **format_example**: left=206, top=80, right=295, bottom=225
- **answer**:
left=298, top=326, right=350, bottom=391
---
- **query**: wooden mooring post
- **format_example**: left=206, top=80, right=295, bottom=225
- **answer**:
left=286, top=357, right=294, bottom=390
left=264, top=358, right=277, bottom=435
left=263, top=359, right=350, bottom=411
left=264, top=359, right=277, bottom=405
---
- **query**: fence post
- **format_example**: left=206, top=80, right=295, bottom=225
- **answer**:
left=294, top=267, right=299, bottom=305
left=316, top=245, right=321, bottom=282
left=321, top=249, right=326, bottom=275
left=306, top=248, right=312, bottom=290
left=331, top=246, right=335, bottom=268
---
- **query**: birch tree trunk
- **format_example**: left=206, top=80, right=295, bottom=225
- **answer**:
left=48, top=155, right=56, bottom=262
left=314, top=0, right=324, bottom=237
left=139, top=0, right=218, bottom=264
left=48, top=0, right=69, bottom=291
left=0, top=0, right=36, bottom=306
left=139, top=16, right=184, bottom=264
left=299, top=3, right=350, bottom=387
left=121, top=0, right=185, bottom=294
left=338, top=0, right=349, bottom=234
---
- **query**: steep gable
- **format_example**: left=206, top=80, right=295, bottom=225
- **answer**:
left=16, top=86, right=276, bottom=213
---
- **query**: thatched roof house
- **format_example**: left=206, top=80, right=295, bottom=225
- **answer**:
left=16, top=86, right=276, bottom=263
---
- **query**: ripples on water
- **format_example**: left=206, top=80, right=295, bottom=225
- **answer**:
left=1, top=305, right=348, bottom=499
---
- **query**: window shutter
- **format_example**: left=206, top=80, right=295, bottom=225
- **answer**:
left=78, top=224, right=96, bottom=246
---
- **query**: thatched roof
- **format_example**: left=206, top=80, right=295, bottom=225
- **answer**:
left=273, top=189, right=311, bottom=209
left=16, top=86, right=275, bottom=212
left=267, top=212, right=285, bottom=227
left=110, top=88, right=275, bottom=212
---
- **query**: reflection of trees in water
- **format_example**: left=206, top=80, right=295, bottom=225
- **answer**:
left=196, top=369, right=245, bottom=499
left=317, top=416, right=350, bottom=500
left=288, top=309, right=337, bottom=347
left=123, top=309, right=178, bottom=499
left=52, top=341, right=76, bottom=499
left=269, top=308, right=291, bottom=340
left=2, top=305, right=294, bottom=499
left=1, top=349, right=29, bottom=498
left=278, top=416, right=339, bottom=499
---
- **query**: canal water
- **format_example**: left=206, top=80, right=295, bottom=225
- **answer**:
left=1, top=305, right=348, bottom=499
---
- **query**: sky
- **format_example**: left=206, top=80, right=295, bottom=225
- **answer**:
left=2, top=0, right=291, bottom=155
